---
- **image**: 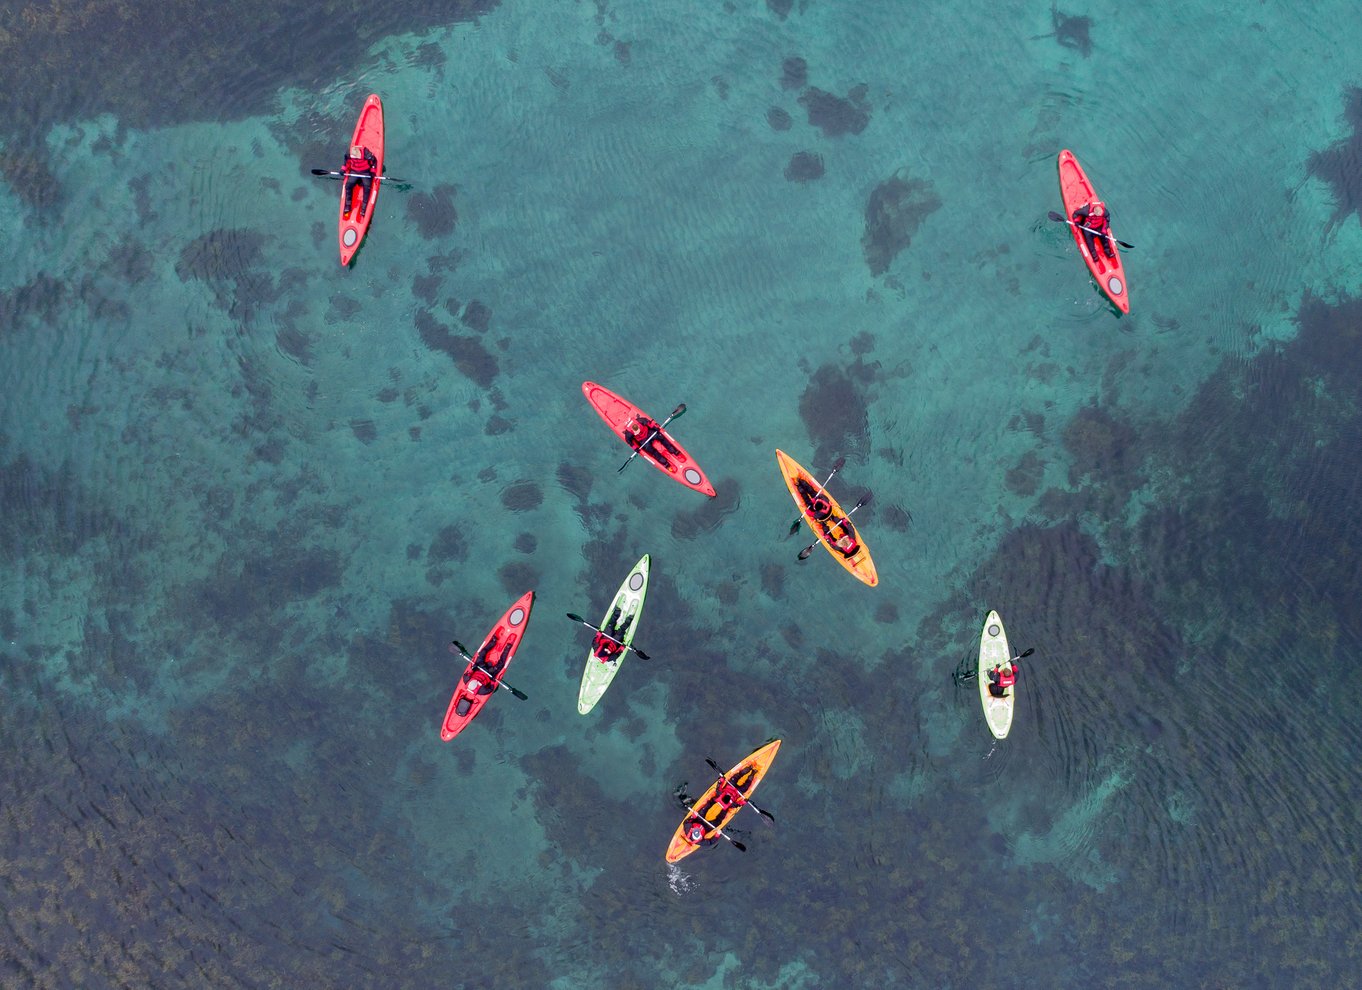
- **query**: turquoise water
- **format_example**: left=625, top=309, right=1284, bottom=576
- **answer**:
left=3, top=1, right=1362, bottom=986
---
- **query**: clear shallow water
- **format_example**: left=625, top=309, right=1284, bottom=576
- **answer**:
left=3, top=1, right=1362, bottom=986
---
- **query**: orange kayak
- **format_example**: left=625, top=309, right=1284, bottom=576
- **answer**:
left=666, top=739, right=781, bottom=863
left=1057, top=149, right=1129, bottom=313
left=775, top=449, right=878, bottom=587
left=339, top=94, right=384, bottom=266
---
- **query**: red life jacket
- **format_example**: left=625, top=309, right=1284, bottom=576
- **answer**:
left=593, top=632, right=620, bottom=661
left=809, top=494, right=832, bottom=520
left=998, top=665, right=1016, bottom=688
left=1086, top=202, right=1109, bottom=231
left=715, top=780, right=745, bottom=809
left=345, top=153, right=375, bottom=175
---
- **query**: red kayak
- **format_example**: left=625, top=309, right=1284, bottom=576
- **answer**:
left=440, top=590, right=534, bottom=741
left=339, top=94, right=384, bottom=266
left=1057, top=149, right=1129, bottom=314
left=582, top=381, right=716, bottom=497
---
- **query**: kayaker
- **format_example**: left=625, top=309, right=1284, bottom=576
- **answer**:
left=342, top=144, right=379, bottom=219
left=625, top=416, right=683, bottom=466
left=1072, top=200, right=1116, bottom=260
left=591, top=606, right=633, bottom=662
left=988, top=660, right=1019, bottom=698
left=714, top=777, right=747, bottom=811
left=683, top=817, right=719, bottom=848
left=592, top=630, right=624, bottom=663
left=831, top=521, right=859, bottom=558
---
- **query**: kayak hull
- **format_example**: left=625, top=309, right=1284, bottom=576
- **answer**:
left=978, top=610, right=1015, bottom=739
left=666, top=739, right=782, bottom=863
left=1057, top=149, right=1129, bottom=313
left=577, top=554, right=651, bottom=714
left=775, top=449, right=878, bottom=587
left=440, top=590, right=534, bottom=741
left=582, top=381, right=716, bottom=497
left=339, top=94, right=384, bottom=266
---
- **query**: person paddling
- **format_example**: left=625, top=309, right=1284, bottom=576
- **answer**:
left=342, top=144, right=379, bottom=219
left=988, top=658, right=1019, bottom=698
left=625, top=415, right=683, bottom=466
left=590, top=606, right=633, bottom=663
left=830, top=519, right=860, bottom=558
left=1072, top=200, right=1115, bottom=260
left=713, top=776, right=747, bottom=811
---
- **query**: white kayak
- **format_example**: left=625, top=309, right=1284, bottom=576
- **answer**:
left=978, top=610, right=1016, bottom=739
left=577, top=554, right=651, bottom=714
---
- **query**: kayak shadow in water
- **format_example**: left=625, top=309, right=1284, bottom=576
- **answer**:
left=1031, top=4, right=1093, bottom=58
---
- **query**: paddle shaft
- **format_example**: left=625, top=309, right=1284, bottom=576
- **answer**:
left=312, top=168, right=404, bottom=182
left=1049, top=211, right=1134, bottom=250
left=962, top=648, right=1035, bottom=683
left=618, top=404, right=685, bottom=474
left=564, top=613, right=650, bottom=660
left=449, top=640, right=528, bottom=700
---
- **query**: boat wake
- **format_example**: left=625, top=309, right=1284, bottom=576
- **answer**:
left=665, top=863, right=694, bottom=896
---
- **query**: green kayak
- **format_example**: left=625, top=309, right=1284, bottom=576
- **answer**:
left=978, top=610, right=1015, bottom=739
left=577, top=554, right=651, bottom=714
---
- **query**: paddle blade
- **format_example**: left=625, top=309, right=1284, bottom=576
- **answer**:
left=1048, top=211, right=1066, bottom=222
left=451, top=640, right=472, bottom=659
left=830, top=457, right=846, bottom=472
left=566, top=612, right=585, bottom=624
left=670, top=403, right=687, bottom=418
left=757, top=806, right=776, bottom=824
left=731, top=839, right=747, bottom=852
left=632, top=648, right=651, bottom=661
left=705, top=758, right=721, bottom=772
left=787, top=518, right=802, bottom=536
left=797, top=545, right=814, bottom=560
left=507, top=685, right=529, bottom=701
left=1019, top=648, right=1035, bottom=659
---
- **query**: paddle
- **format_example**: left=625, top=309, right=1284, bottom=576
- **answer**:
left=674, top=791, right=746, bottom=853
left=956, top=647, right=1035, bottom=684
left=787, top=457, right=846, bottom=536
left=617, top=404, right=686, bottom=474
left=449, top=640, right=530, bottom=700
left=564, top=613, right=651, bottom=661
left=704, top=758, right=776, bottom=825
left=797, top=492, right=872, bottom=560
left=1048, top=211, right=1134, bottom=250
left=311, top=168, right=408, bottom=183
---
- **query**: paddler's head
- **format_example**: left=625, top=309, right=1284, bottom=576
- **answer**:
left=350, top=145, right=363, bottom=159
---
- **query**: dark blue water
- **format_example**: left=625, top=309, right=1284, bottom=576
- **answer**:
left=3, top=1, right=1361, bottom=987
